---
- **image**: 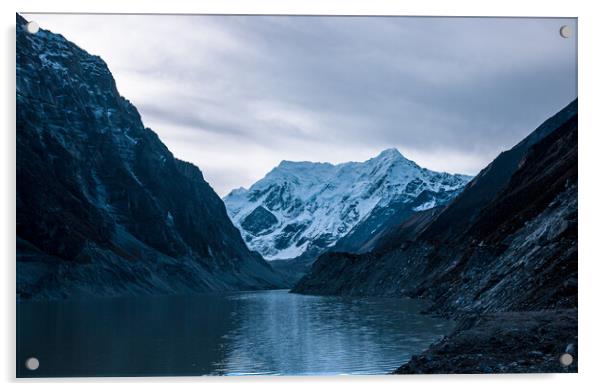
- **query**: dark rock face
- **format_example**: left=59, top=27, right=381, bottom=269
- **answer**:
left=240, top=206, right=278, bottom=235
left=274, top=222, right=311, bottom=250
left=16, top=14, right=284, bottom=299
left=293, top=100, right=578, bottom=373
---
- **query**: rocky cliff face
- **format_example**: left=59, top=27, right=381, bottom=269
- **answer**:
left=224, top=149, right=470, bottom=262
left=16, top=14, right=284, bottom=299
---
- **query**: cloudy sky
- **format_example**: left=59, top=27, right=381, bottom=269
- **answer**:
left=26, top=14, right=577, bottom=196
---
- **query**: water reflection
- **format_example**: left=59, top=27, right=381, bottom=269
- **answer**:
left=17, top=290, right=453, bottom=377
left=213, top=291, right=453, bottom=375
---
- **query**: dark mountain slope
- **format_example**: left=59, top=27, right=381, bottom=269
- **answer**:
left=293, top=99, right=577, bottom=312
left=270, top=192, right=462, bottom=286
left=420, top=99, right=577, bottom=244
left=293, top=100, right=577, bottom=372
left=332, top=188, right=462, bottom=255
left=416, top=113, right=577, bottom=313
left=365, top=206, right=444, bottom=255
left=16, top=14, right=284, bottom=299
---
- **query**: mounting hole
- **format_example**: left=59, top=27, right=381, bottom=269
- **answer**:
left=559, top=25, right=572, bottom=38
left=559, top=353, right=573, bottom=366
left=26, top=21, right=39, bottom=34
left=25, top=357, right=40, bottom=371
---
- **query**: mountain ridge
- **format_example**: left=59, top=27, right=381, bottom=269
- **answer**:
left=224, top=148, right=471, bottom=265
left=16, top=14, right=285, bottom=299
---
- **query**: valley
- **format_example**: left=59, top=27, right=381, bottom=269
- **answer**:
left=16, top=13, right=578, bottom=375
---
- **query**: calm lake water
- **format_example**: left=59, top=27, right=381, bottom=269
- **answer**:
left=17, top=289, right=454, bottom=377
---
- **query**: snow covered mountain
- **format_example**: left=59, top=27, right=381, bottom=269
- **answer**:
left=223, top=149, right=471, bottom=261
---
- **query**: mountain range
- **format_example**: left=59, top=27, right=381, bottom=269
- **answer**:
left=15, top=12, right=577, bottom=374
left=16, top=14, right=285, bottom=299
left=223, top=150, right=471, bottom=277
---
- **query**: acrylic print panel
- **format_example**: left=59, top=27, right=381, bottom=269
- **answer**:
left=16, top=13, right=577, bottom=377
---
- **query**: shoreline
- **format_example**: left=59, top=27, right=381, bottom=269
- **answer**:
left=394, top=309, right=577, bottom=374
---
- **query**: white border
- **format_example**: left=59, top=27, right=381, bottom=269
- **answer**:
left=2, top=1, right=600, bottom=390
left=9, top=0, right=584, bottom=17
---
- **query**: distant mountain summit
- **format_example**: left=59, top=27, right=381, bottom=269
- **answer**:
left=223, top=149, right=471, bottom=262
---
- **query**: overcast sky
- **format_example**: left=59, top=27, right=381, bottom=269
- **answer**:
left=26, top=14, right=577, bottom=196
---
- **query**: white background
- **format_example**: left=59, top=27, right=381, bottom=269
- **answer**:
left=2, top=0, right=600, bottom=390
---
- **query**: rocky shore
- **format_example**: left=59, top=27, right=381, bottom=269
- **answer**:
left=395, top=309, right=577, bottom=374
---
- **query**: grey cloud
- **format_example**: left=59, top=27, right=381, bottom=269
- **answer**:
left=28, top=14, right=577, bottom=195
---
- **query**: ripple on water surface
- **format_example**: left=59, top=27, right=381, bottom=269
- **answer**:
left=17, top=289, right=454, bottom=377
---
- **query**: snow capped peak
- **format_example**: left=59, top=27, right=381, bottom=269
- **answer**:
left=273, top=160, right=335, bottom=175
left=224, top=150, right=472, bottom=261
left=226, top=187, right=248, bottom=198
left=368, top=148, right=420, bottom=170
left=375, top=147, right=403, bottom=159
left=278, top=159, right=334, bottom=167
